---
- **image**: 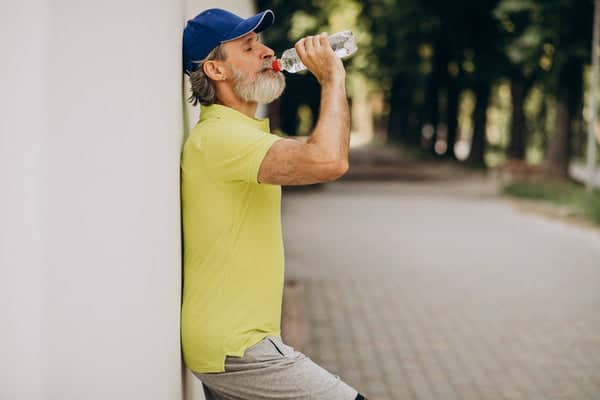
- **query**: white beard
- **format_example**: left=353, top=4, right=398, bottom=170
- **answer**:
left=231, top=65, right=286, bottom=104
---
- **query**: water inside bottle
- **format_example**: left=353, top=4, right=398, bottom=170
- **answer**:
left=278, top=30, right=357, bottom=73
left=279, top=51, right=301, bottom=73
left=329, top=31, right=357, bottom=59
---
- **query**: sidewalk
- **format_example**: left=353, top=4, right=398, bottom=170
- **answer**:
left=280, top=151, right=600, bottom=400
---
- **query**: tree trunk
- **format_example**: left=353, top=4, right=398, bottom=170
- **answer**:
left=278, top=75, right=321, bottom=136
left=507, top=78, right=528, bottom=160
left=387, top=77, right=406, bottom=144
left=387, top=76, right=419, bottom=145
left=279, top=94, right=299, bottom=136
left=467, top=82, right=491, bottom=167
left=545, top=60, right=583, bottom=178
left=423, top=39, right=446, bottom=150
left=444, top=77, right=459, bottom=160
left=267, top=98, right=281, bottom=132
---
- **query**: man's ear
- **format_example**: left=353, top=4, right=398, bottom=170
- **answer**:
left=203, top=60, right=227, bottom=81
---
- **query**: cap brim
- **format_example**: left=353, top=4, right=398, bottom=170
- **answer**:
left=221, top=9, right=274, bottom=43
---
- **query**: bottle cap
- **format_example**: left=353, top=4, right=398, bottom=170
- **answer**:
left=272, top=59, right=281, bottom=72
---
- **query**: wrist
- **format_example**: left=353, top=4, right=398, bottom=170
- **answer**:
left=320, top=75, right=346, bottom=88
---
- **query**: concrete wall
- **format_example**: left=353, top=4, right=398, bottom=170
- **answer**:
left=1, top=1, right=255, bottom=399
left=1, top=1, right=46, bottom=399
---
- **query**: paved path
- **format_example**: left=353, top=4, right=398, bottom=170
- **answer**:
left=281, top=176, right=600, bottom=400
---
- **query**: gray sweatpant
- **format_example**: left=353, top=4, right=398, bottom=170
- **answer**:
left=193, top=335, right=360, bottom=400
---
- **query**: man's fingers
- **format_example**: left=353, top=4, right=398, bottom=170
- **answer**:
left=311, top=35, right=321, bottom=49
left=294, top=33, right=340, bottom=82
left=304, top=35, right=315, bottom=55
left=318, top=32, right=329, bottom=47
left=295, top=38, right=307, bottom=60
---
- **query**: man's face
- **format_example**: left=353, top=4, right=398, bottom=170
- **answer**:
left=222, top=32, right=285, bottom=104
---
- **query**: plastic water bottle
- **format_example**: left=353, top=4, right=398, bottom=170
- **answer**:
left=271, top=30, right=358, bottom=73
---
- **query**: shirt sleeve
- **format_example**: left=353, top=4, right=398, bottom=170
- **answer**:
left=203, top=123, right=281, bottom=184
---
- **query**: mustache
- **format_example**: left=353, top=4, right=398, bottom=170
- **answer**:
left=259, top=59, right=276, bottom=72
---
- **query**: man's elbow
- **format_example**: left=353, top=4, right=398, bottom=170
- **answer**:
left=325, top=160, right=349, bottom=182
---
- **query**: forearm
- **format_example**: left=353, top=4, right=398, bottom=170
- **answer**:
left=306, top=79, right=351, bottom=165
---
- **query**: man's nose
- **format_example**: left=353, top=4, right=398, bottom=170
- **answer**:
left=260, top=44, right=275, bottom=60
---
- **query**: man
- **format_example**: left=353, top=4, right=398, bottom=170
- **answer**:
left=181, top=8, right=367, bottom=400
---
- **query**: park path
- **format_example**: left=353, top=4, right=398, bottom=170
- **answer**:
left=280, top=153, right=600, bottom=400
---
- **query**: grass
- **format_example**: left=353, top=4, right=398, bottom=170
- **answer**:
left=503, top=179, right=600, bottom=225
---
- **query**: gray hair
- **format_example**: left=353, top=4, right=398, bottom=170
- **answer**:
left=187, top=45, right=227, bottom=106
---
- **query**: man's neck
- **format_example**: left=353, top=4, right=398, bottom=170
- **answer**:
left=216, top=97, right=258, bottom=119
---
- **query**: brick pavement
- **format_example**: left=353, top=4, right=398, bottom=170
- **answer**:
left=281, top=177, right=600, bottom=400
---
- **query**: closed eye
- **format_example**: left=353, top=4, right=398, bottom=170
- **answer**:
left=242, top=36, right=260, bottom=52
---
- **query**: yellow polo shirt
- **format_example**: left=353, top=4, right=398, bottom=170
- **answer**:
left=180, top=104, right=284, bottom=373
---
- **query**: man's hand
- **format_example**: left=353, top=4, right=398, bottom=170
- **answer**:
left=294, top=33, right=346, bottom=85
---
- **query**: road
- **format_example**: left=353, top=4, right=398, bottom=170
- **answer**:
left=281, top=175, right=600, bottom=400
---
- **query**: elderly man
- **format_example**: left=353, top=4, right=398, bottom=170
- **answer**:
left=181, top=8, right=366, bottom=400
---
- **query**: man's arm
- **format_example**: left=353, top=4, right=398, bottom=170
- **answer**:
left=258, top=33, right=350, bottom=186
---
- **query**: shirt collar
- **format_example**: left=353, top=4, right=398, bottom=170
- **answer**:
left=199, top=104, right=270, bottom=132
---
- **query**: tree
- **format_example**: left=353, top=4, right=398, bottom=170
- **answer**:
left=460, top=0, right=505, bottom=167
left=543, top=1, right=592, bottom=177
left=494, top=0, right=547, bottom=160
left=358, top=0, right=429, bottom=146
left=495, top=0, right=594, bottom=177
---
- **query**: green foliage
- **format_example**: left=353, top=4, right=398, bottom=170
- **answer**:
left=494, top=0, right=593, bottom=76
left=504, top=180, right=600, bottom=224
left=255, top=0, right=596, bottom=165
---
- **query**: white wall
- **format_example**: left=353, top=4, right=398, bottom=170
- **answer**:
left=41, top=1, right=184, bottom=399
left=2, top=0, right=185, bottom=399
left=2, top=1, right=257, bottom=399
left=1, top=1, right=46, bottom=399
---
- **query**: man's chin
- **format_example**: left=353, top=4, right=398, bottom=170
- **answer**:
left=233, top=72, right=286, bottom=104
left=264, top=95, right=283, bottom=104
left=255, top=80, right=286, bottom=104
left=255, top=91, right=284, bottom=105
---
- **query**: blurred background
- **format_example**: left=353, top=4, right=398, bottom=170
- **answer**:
left=258, top=0, right=600, bottom=209
left=260, top=0, right=597, bottom=163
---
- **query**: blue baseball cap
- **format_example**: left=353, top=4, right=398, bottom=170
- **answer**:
left=183, top=8, right=275, bottom=75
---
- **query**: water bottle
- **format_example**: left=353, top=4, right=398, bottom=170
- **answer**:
left=271, top=30, right=358, bottom=73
